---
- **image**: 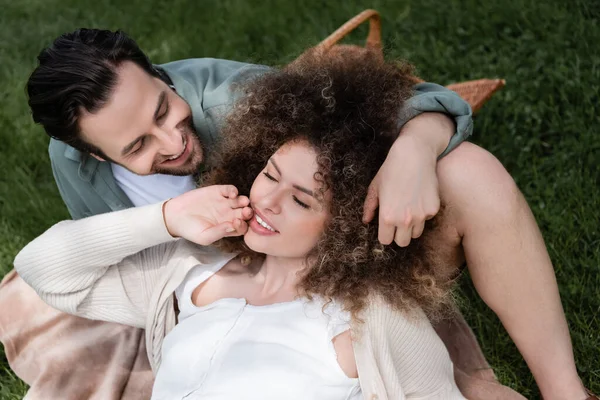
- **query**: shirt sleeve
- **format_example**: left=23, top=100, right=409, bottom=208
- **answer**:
left=399, top=82, right=474, bottom=159
left=13, top=202, right=179, bottom=328
left=352, top=298, right=466, bottom=399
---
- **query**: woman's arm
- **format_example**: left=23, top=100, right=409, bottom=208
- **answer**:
left=14, top=184, right=252, bottom=328
left=14, top=202, right=179, bottom=328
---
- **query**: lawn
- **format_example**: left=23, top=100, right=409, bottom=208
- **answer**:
left=0, top=0, right=598, bottom=398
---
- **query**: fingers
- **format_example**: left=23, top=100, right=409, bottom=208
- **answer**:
left=199, top=219, right=247, bottom=245
left=219, top=185, right=239, bottom=199
left=388, top=211, right=429, bottom=247
left=377, top=213, right=396, bottom=245
left=225, top=194, right=252, bottom=221
left=380, top=211, right=417, bottom=247
left=241, top=206, right=253, bottom=220
left=424, top=195, right=441, bottom=221
left=224, top=218, right=249, bottom=237
left=227, top=195, right=250, bottom=209
left=362, top=175, right=438, bottom=246
left=231, top=206, right=254, bottom=221
left=405, top=196, right=439, bottom=242
left=393, top=221, right=413, bottom=247
left=198, top=221, right=236, bottom=245
left=411, top=220, right=425, bottom=239
left=362, top=183, right=379, bottom=224
left=231, top=218, right=249, bottom=235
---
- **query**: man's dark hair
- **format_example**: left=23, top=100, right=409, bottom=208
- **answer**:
left=26, top=29, right=160, bottom=156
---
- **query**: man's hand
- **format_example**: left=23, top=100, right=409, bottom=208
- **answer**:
left=362, top=112, right=454, bottom=246
left=163, top=185, right=253, bottom=245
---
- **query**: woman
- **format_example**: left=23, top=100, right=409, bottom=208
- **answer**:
left=16, top=51, right=503, bottom=399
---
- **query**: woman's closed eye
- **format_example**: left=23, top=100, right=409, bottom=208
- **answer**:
left=263, top=171, right=278, bottom=182
left=293, top=196, right=310, bottom=209
left=263, top=171, right=311, bottom=209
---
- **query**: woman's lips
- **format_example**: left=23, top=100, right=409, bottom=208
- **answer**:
left=249, top=212, right=279, bottom=236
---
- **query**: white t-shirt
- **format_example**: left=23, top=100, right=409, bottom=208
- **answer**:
left=151, top=261, right=362, bottom=400
left=111, top=163, right=196, bottom=206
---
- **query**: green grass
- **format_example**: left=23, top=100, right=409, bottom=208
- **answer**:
left=0, top=0, right=598, bottom=398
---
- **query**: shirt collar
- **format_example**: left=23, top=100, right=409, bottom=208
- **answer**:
left=63, top=145, right=99, bottom=182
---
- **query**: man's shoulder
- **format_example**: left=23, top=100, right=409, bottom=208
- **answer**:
left=48, top=138, right=81, bottom=167
left=157, top=58, right=272, bottom=136
left=159, top=57, right=255, bottom=71
left=158, top=58, right=269, bottom=84
left=48, top=137, right=67, bottom=158
left=48, top=139, right=101, bottom=183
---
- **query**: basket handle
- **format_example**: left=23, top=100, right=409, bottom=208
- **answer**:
left=313, top=9, right=382, bottom=55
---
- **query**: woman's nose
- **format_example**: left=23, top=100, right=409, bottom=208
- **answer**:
left=257, top=190, right=283, bottom=215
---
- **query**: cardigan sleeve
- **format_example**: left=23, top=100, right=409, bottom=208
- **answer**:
left=353, top=298, right=466, bottom=399
left=13, top=202, right=180, bottom=328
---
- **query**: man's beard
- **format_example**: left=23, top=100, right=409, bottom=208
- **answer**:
left=151, top=121, right=204, bottom=176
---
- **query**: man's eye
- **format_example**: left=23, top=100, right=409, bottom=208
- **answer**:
left=293, top=196, right=310, bottom=209
left=131, top=138, right=146, bottom=155
left=263, top=172, right=278, bottom=182
left=157, top=111, right=168, bottom=123
left=157, top=102, right=170, bottom=124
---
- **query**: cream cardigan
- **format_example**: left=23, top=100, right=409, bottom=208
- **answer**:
left=14, top=202, right=465, bottom=400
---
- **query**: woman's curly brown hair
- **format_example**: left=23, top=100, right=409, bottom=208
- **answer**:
left=205, top=49, right=454, bottom=320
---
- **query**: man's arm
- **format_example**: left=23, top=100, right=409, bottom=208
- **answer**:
left=363, top=83, right=473, bottom=246
left=167, top=59, right=475, bottom=248
left=189, top=62, right=473, bottom=158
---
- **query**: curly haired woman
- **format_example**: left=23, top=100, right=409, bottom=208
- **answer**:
left=14, top=50, right=584, bottom=399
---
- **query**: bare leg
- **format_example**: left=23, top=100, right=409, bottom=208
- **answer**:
left=438, top=142, right=587, bottom=400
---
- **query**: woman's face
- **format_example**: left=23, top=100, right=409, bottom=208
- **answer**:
left=244, top=140, right=330, bottom=259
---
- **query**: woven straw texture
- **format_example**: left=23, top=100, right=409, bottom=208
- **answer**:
left=302, top=9, right=505, bottom=114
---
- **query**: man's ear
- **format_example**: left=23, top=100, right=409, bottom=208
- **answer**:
left=90, top=153, right=106, bottom=162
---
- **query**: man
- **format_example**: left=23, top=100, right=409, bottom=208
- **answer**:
left=30, top=29, right=464, bottom=241
left=5, top=28, right=591, bottom=399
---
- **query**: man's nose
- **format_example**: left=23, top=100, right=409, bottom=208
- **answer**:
left=154, top=127, right=182, bottom=156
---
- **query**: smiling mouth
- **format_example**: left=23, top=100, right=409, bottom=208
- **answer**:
left=255, top=214, right=278, bottom=232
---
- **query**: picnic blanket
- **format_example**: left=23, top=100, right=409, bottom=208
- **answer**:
left=0, top=269, right=525, bottom=399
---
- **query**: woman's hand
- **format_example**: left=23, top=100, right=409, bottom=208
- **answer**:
left=163, top=185, right=253, bottom=245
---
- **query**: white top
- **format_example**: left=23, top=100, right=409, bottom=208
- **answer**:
left=111, top=163, right=196, bottom=206
left=151, top=261, right=362, bottom=400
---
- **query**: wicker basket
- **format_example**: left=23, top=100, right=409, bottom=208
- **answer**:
left=300, top=9, right=505, bottom=114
